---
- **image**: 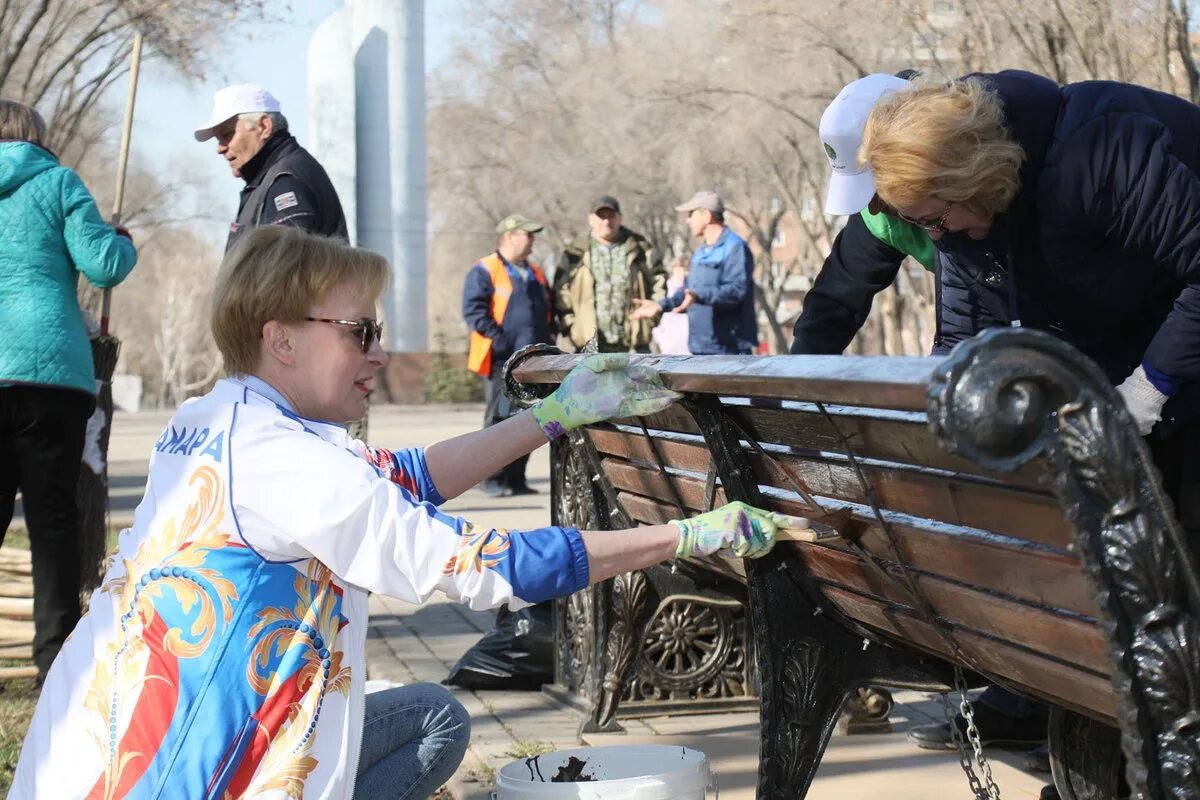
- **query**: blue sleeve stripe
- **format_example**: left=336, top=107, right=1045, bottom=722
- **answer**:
left=1143, top=360, right=1179, bottom=396
left=392, top=447, right=446, bottom=506
left=494, top=526, right=588, bottom=604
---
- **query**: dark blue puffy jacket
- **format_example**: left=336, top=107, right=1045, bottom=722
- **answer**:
left=934, top=71, right=1200, bottom=396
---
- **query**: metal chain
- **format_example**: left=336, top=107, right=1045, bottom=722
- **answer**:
left=941, top=689, right=990, bottom=800
left=945, top=666, right=1002, bottom=800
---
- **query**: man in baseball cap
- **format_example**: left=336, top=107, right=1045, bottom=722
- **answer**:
left=193, top=83, right=281, bottom=142
left=632, top=189, right=757, bottom=355
left=554, top=194, right=665, bottom=352
left=464, top=213, right=554, bottom=496
left=819, top=73, right=911, bottom=216
left=196, top=83, right=347, bottom=253
left=674, top=189, right=724, bottom=216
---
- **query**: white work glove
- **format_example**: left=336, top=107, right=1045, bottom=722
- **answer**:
left=1115, top=365, right=1168, bottom=437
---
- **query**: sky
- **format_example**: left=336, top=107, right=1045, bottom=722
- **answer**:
left=128, top=0, right=465, bottom=242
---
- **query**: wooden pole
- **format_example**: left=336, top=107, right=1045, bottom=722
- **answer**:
left=101, top=31, right=144, bottom=336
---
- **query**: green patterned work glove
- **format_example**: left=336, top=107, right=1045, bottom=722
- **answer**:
left=672, top=501, right=783, bottom=559
left=530, top=354, right=682, bottom=440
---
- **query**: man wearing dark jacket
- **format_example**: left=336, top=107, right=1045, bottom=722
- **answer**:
left=462, top=214, right=554, bottom=496
left=194, top=84, right=347, bottom=253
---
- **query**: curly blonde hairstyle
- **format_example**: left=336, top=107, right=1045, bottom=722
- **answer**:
left=859, top=78, right=1025, bottom=216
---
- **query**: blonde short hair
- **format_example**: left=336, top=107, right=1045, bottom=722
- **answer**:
left=0, top=100, right=47, bottom=146
left=211, top=226, right=390, bottom=375
left=859, top=78, right=1025, bottom=216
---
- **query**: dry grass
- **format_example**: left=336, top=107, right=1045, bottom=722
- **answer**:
left=0, top=673, right=38, bottom=794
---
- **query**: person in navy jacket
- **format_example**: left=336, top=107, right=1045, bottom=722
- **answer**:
left=860, top=69, right=1200, bottom=772
left=862, top=70, right=1200, bottom=436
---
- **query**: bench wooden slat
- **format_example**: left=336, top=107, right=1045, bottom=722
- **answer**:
left=592, top=427, right=1073, bottom=551
left=725, top=404, right=1049, bottom=491
left=821, top=586, right=1117, bottom=724
left=0, top=576, right=33, bottom=598
left=0, top=644, right=33, bottom=660
left=611, top=404, right=702, bottom=436
left=513, top=353, right=937, bottom=410
left=613, top=481, right=1105, bottom=673
left=752, top=451, right=1071, bottom=549
left=589, top=428, right=712, bottom=473
left=0, top=616, right=34, bottom=646
left=604, top=459, right=723, bottom=514
left=0, top=596, right=33, bottom=620
left=768, top=496, right=1100, bottom=617
left=614, top=488, right=1100, bottom=617
left=796, top=546, right=1109, bottom=675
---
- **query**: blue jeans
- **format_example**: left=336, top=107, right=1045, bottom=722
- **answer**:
left=353, top=683, right=471, bottom=800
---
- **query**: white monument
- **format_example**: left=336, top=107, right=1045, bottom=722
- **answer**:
left=308, top=0, right=427, bottom=354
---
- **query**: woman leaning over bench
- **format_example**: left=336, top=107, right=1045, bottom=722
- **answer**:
left=10, top=226, right=784, bottom=800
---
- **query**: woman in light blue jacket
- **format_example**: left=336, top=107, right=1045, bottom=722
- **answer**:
left=0, top=99, right=137, bottom=681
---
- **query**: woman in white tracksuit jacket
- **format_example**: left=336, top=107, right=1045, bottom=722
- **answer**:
left=12, top=226, right=785, bottom=800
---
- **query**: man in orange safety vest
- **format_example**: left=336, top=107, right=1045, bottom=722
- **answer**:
left=462, top=214, right=554, bottom=496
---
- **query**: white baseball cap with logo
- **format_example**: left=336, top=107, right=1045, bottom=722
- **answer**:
left=194, top=83, right=282, bottom=142
left=820, top=73, right=912, bottom=216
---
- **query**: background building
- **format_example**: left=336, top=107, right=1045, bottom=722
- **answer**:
left=309, top=0, right=428, bottom=398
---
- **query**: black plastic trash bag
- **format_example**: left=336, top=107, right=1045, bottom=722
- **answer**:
left=445, top=602, right=554, bottom=690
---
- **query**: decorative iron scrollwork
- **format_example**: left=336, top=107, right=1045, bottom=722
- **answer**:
left=558, top=588, right=594, bottom=695
left=772, top=639, right=827, bottom=795
left=929, top=328, right=1200, bottom=800
left=625, top=596, right=750, bottom=702
left=594, top=570, right=649, bottom=728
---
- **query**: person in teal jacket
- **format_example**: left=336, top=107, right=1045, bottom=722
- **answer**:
left=0, top=99, right=137, bottom=681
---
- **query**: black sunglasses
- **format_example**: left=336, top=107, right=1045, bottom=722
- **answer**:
left=305, top=317, right=384, bottom=353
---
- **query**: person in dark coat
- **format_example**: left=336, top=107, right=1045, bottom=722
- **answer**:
left=862, top=70, right=1200, bottom=433
left=194, top=84, right=347, bottom=253
left=861, top=69, right=1200, bottom=772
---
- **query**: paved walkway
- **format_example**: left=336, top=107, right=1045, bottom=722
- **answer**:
left=77, top=405, right=1052, bottom=798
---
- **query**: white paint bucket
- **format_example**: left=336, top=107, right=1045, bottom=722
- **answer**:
left=494, top=745, right=716, bottom=799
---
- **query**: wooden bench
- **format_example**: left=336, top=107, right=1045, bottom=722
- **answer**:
left=505, top=328, right=1200, bottom=800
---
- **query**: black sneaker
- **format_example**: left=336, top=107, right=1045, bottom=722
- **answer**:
left=509, top=485, right=539, bottom=496
left=1039, top=786, right=1060, bottom=800
left=906, top=704, right=1047, bottom=751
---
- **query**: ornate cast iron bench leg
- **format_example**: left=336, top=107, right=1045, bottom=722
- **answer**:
left=930, top=328, right=1200, bottom=800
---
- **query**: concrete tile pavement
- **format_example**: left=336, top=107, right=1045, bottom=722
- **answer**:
left=84, top=404, right=1053, bottom=798
left=367, top=587, right=1052, bottom=799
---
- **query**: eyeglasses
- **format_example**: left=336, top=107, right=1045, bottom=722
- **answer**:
left=894, top=203, right=953, bottom=233
left=305, top=317, right=384, bottom=353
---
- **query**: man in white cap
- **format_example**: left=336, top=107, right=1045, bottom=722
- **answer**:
left=631, top=190, right=757, bottom=355
left=195, top=83, right=347, bottom=252
left=790, top=72, right=937, bottom=354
